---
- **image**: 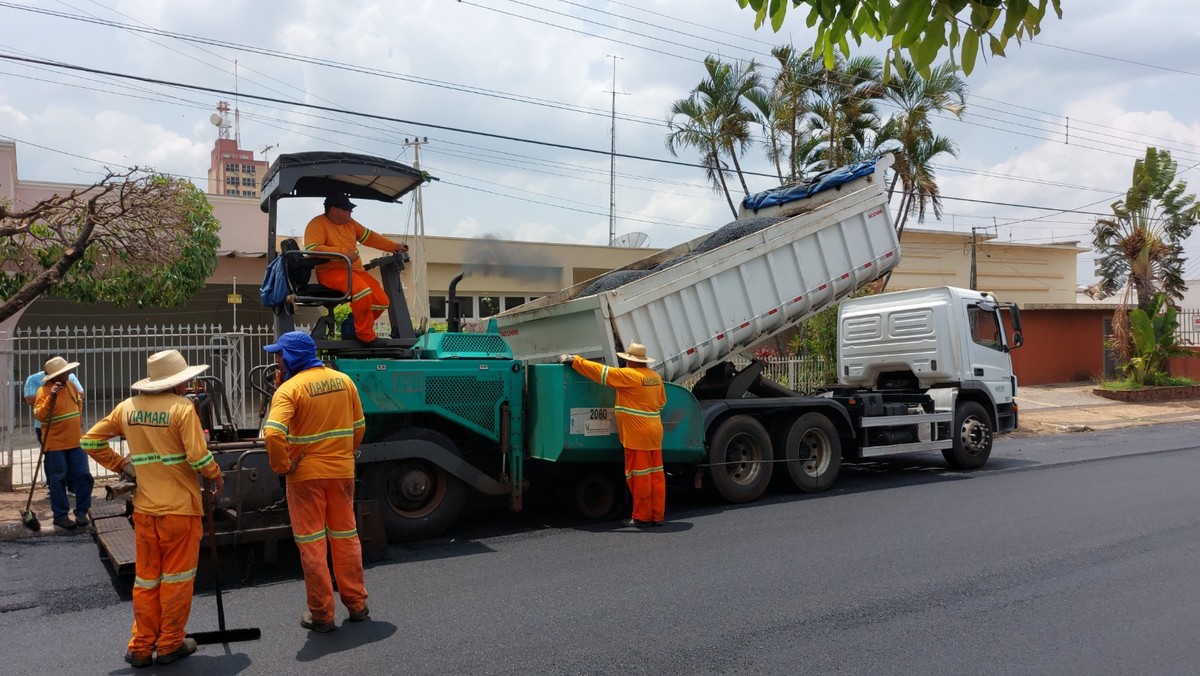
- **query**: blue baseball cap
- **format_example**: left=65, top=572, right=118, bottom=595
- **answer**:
left=264, top=331, right=317, bottom=354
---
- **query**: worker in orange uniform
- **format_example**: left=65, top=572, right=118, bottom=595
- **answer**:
left=559, top=343, right=667, bottom=528
left=304, top=193, right=408, bottom=347
left=263, top=331, right=369, bottom=632
left=33, top=356, right=94, bottom=531
left=81, top=350, right=223, bottom=668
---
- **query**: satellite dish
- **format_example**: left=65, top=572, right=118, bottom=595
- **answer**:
left=612, top=232, right=650, bottom=248
left=209, top=113, right=222, bottom=126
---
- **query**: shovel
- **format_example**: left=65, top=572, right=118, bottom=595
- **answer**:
left=19, top=391, right=57, bottom=532
left=187, top=489, right=262, bottom=645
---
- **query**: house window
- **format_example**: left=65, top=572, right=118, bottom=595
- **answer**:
left=504, top=296, right=526, bottom=311
left=429, top=295, right=447, bottom=320
left=225, top=163, right=239, bottom=173
left=241, top=177, right=255, bottom=187
left=225, top=176, right=237, bottom=186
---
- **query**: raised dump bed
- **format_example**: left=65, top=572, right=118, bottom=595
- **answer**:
left=493, top=155, right=900, bottom=383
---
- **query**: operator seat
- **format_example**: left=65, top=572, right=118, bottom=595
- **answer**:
left=278, top=238, right=347, bottom=340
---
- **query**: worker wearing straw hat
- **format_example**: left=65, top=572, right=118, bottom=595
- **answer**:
left=33, top=355, right=93, bottom=531
left=559, top=343, right=668, bottom=528
left=81, top=350, right=224, bottom=668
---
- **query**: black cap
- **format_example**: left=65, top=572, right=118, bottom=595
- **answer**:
left=324, top=193, right=357, bottom=211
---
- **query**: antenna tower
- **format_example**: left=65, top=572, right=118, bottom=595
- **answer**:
left=605, top=55, right=629, bottom=246
left=212, top=101, right=232, bottom=140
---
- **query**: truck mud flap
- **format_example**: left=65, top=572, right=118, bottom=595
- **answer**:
left=356, top=440, right=510, bottom=496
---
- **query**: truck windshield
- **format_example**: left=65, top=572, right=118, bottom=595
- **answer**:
left=967, top=304, right=1004, bottom=352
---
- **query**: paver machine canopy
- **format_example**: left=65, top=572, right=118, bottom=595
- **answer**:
left=259, top=151, right=434, bottom=347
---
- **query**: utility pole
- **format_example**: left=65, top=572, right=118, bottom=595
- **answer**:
left=404, top=137, right=430, bottom=329
left=970, top=227, right=979, bottom=290
left=605, top=54, right=628, bottom=246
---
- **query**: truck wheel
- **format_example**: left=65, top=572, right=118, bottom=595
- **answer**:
left=573, top=471, right=619, bottom=520
left=943, top=401, right=993, bottom=470
left=706, top=415, right=773, bottom=503
left=777, top=413, right=841, bottom=493
left=362, top=429, right=467, bottom=541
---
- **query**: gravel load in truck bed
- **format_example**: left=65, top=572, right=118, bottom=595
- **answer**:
left=578, top=215, right=787, bottom=298
left=580, top=269, right=654, bottom=296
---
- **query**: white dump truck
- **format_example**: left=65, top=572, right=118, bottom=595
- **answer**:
left=495, top=153, right=1024, bottom=502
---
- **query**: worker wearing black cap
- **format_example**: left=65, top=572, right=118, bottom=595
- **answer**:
left=304, top=193, right=408, bottom=347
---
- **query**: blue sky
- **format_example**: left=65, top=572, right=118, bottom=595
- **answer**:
left=2, top=0, right=1198, bottom=287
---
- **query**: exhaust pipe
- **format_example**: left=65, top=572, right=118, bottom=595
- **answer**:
left=448, top=272, right=465, bottom=333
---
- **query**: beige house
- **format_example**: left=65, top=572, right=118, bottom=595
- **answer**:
left=3, top=139, right=1085, bottom=334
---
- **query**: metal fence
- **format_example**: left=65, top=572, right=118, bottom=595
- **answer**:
left=680, top=355, right=832, bottom=393
left=1177, top=309, right=1200, bottom=346
left=1, top=324, right=278, bottom=487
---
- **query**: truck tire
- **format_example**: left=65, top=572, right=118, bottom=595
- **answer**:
left=361, top=429, right=467, bottom=541
left=776, top=413, right=841, bottom=493
left=706, top=415, right=773, bottom=503
left=943, top=400, right=993, bottom=470
left=573, top=471, right=620, bottom=520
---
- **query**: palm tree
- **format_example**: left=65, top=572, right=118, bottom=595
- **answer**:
left=666, top=94, right=738, bottom=217
left=667, top=56, right=766, bottom=217
left=761, top=45, right=823, bottom=184
left=1093, top=147, right=1200, bottom=310
left=804, top=53, right=885, bottom=170
left=875, top=59, right=967, bottom=238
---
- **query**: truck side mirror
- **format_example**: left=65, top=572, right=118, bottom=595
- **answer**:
left=1010, top=330, right=1023, bottom=350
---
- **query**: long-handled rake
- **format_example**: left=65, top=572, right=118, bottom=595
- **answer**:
left=19, top=391, right=57, bottom=532
left=188, top=490, right=262, bottom=645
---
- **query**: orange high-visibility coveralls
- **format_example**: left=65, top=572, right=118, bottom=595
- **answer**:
left=569, top=356, right=667, bottom=523
left=82, top=394, right=221, bottom=661
left=304, top=213, right=402, bottom=342
left=264, top=364, right=368, bottom=624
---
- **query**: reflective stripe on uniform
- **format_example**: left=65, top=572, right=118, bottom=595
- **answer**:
left=80, top=439, right=109, bottom=451
left=600, top=365, right=609, bottom=385
left=264, top=420, right=289, bottom=435
left=304, top=243, right=319, bottom=251
left=48, top=411, right=80, bottom=424
left=328, top=527, right=358, bottom=539
left=134, top=575, right=161, bottom=589
left=357, top=229, right=371, bottom=243
left=161, top=568, right=197, bottom=584
left=625, top=465, right=664, bottom=479
left=351, top=287, right=371, bottom=301
left=160, top=453, right=188, bottom=466
left=294, top=529, right=327, bottom=544
left=615, top=406, right=661, bottom=418
left=287, top=428, right=355, bottom=445
left=189, top=454, right=215, bottom=471
left=353, top=417, right=365, bottom=430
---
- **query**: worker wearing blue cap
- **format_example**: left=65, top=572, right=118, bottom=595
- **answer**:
left=263, top=331, right=370, bottom=632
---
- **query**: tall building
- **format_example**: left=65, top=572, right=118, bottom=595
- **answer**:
left=205, top=100, right=267, bottom=198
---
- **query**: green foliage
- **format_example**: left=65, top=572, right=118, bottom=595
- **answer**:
left=0, top=172, right=221, bottom=318
left=734, top=0, right=1063, bottom=76
left=1121, top=292, right=1193, bottom=386
left=1100, top=375, right=1196, bottom=391
left=1093, top=147, right=1200, bottom=310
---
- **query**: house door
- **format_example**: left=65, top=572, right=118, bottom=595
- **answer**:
left=1102, top=317, right=1117, bottom=379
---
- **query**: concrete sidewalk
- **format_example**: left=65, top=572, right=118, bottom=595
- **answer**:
left=2, top=383, right=1199, bottom=541
left=1014, top=383, right=1200, bottom=436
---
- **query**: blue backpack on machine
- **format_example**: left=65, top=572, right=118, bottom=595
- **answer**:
left=259, top=255, right=290, bottom=308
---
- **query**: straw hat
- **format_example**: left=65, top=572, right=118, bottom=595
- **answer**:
left=43, top=356, right=80, bottom=380
left=617, top=342, right=655, bottom=364
left=131, top=350, right=209, bottom=392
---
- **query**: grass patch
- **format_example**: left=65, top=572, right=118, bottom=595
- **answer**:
left=1098, top=376, right=1197, bottom=391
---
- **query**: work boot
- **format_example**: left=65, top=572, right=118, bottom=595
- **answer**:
left=123, top=652, right=153, bottom=668
left=155, top=637, right=196, bottom=665
left=622, top=518, right=650, bottom=529
left=348, top=605, right=370, bottom=622
left=301, top=611, right=336, bottom=633
left=52, top=515, right=77, bottom=530
left=74, top=513, right=90, bottom=528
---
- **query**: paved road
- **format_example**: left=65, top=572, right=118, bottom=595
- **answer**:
left=2, top=426, right=1198, bottom=674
